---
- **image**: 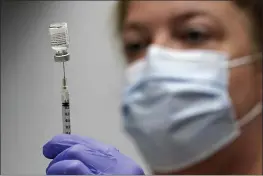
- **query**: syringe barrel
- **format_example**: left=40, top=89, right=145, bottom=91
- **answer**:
left=61, top=83, right=71, bottom=134
left=62, top=101, right=71, bottom=134
left=61, top=87, right=69, bottom=102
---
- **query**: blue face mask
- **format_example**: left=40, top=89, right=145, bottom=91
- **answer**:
left=122, top=45, right=262, bottom=172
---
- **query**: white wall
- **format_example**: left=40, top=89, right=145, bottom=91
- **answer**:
left=1, top=1, right=147, bottom=174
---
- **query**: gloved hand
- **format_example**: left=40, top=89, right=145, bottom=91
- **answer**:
left=43, top=134, right=144, bottom=175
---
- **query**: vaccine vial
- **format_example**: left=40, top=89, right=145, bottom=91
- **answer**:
left=49, top=22, right=69, bottom=53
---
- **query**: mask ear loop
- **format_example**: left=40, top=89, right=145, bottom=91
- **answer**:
left=228, top=53, right=262, bottom=68
left=238, top=102, right=262, bottom=127
left=230, top=53, right=262, bottom=127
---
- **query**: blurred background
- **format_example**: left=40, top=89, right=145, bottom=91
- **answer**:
left=1, top=1, right=147, bottom=174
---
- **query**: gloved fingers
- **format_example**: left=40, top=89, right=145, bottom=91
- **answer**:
left=47, top=144, right=117, bottom=174
left=46, top=159, right=94, bottom=175
left=43, top=134, right=118, bottom=159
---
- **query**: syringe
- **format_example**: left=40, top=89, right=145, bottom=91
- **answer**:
left=49, top=22, right=71, bottom=134
left=61, top=62, right=71, bottom=134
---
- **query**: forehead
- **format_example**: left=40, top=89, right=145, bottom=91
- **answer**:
left=125, top=1, right=239, bottom=25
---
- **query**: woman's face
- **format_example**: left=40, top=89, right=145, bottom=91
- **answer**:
left=122, top=0, right=261, bottom=123
left=121, top=1, right=262, bottom=173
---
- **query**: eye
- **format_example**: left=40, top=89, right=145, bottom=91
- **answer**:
left=124, top=42, right=148, bottom=56
left=178, top=27, right=211, bottom=46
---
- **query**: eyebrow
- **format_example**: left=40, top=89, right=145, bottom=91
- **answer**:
left=123, top=22, right=150, bottom=36
left=123, top=10, right=221, bottom=33
left=169, top=11, right=221, bottom=26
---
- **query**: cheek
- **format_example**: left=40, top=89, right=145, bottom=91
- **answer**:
left=228, top=65, right=257, bottom=120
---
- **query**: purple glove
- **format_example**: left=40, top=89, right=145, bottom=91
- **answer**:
left=43, top=134, right=144, bottom=175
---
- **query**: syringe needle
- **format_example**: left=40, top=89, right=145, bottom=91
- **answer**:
left=62, top=62, right=67, bottom=88
left=63, top=62, right=66, bottom=79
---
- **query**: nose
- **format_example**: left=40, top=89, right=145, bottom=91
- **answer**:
left=152, top=28, right=171, bottom=48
